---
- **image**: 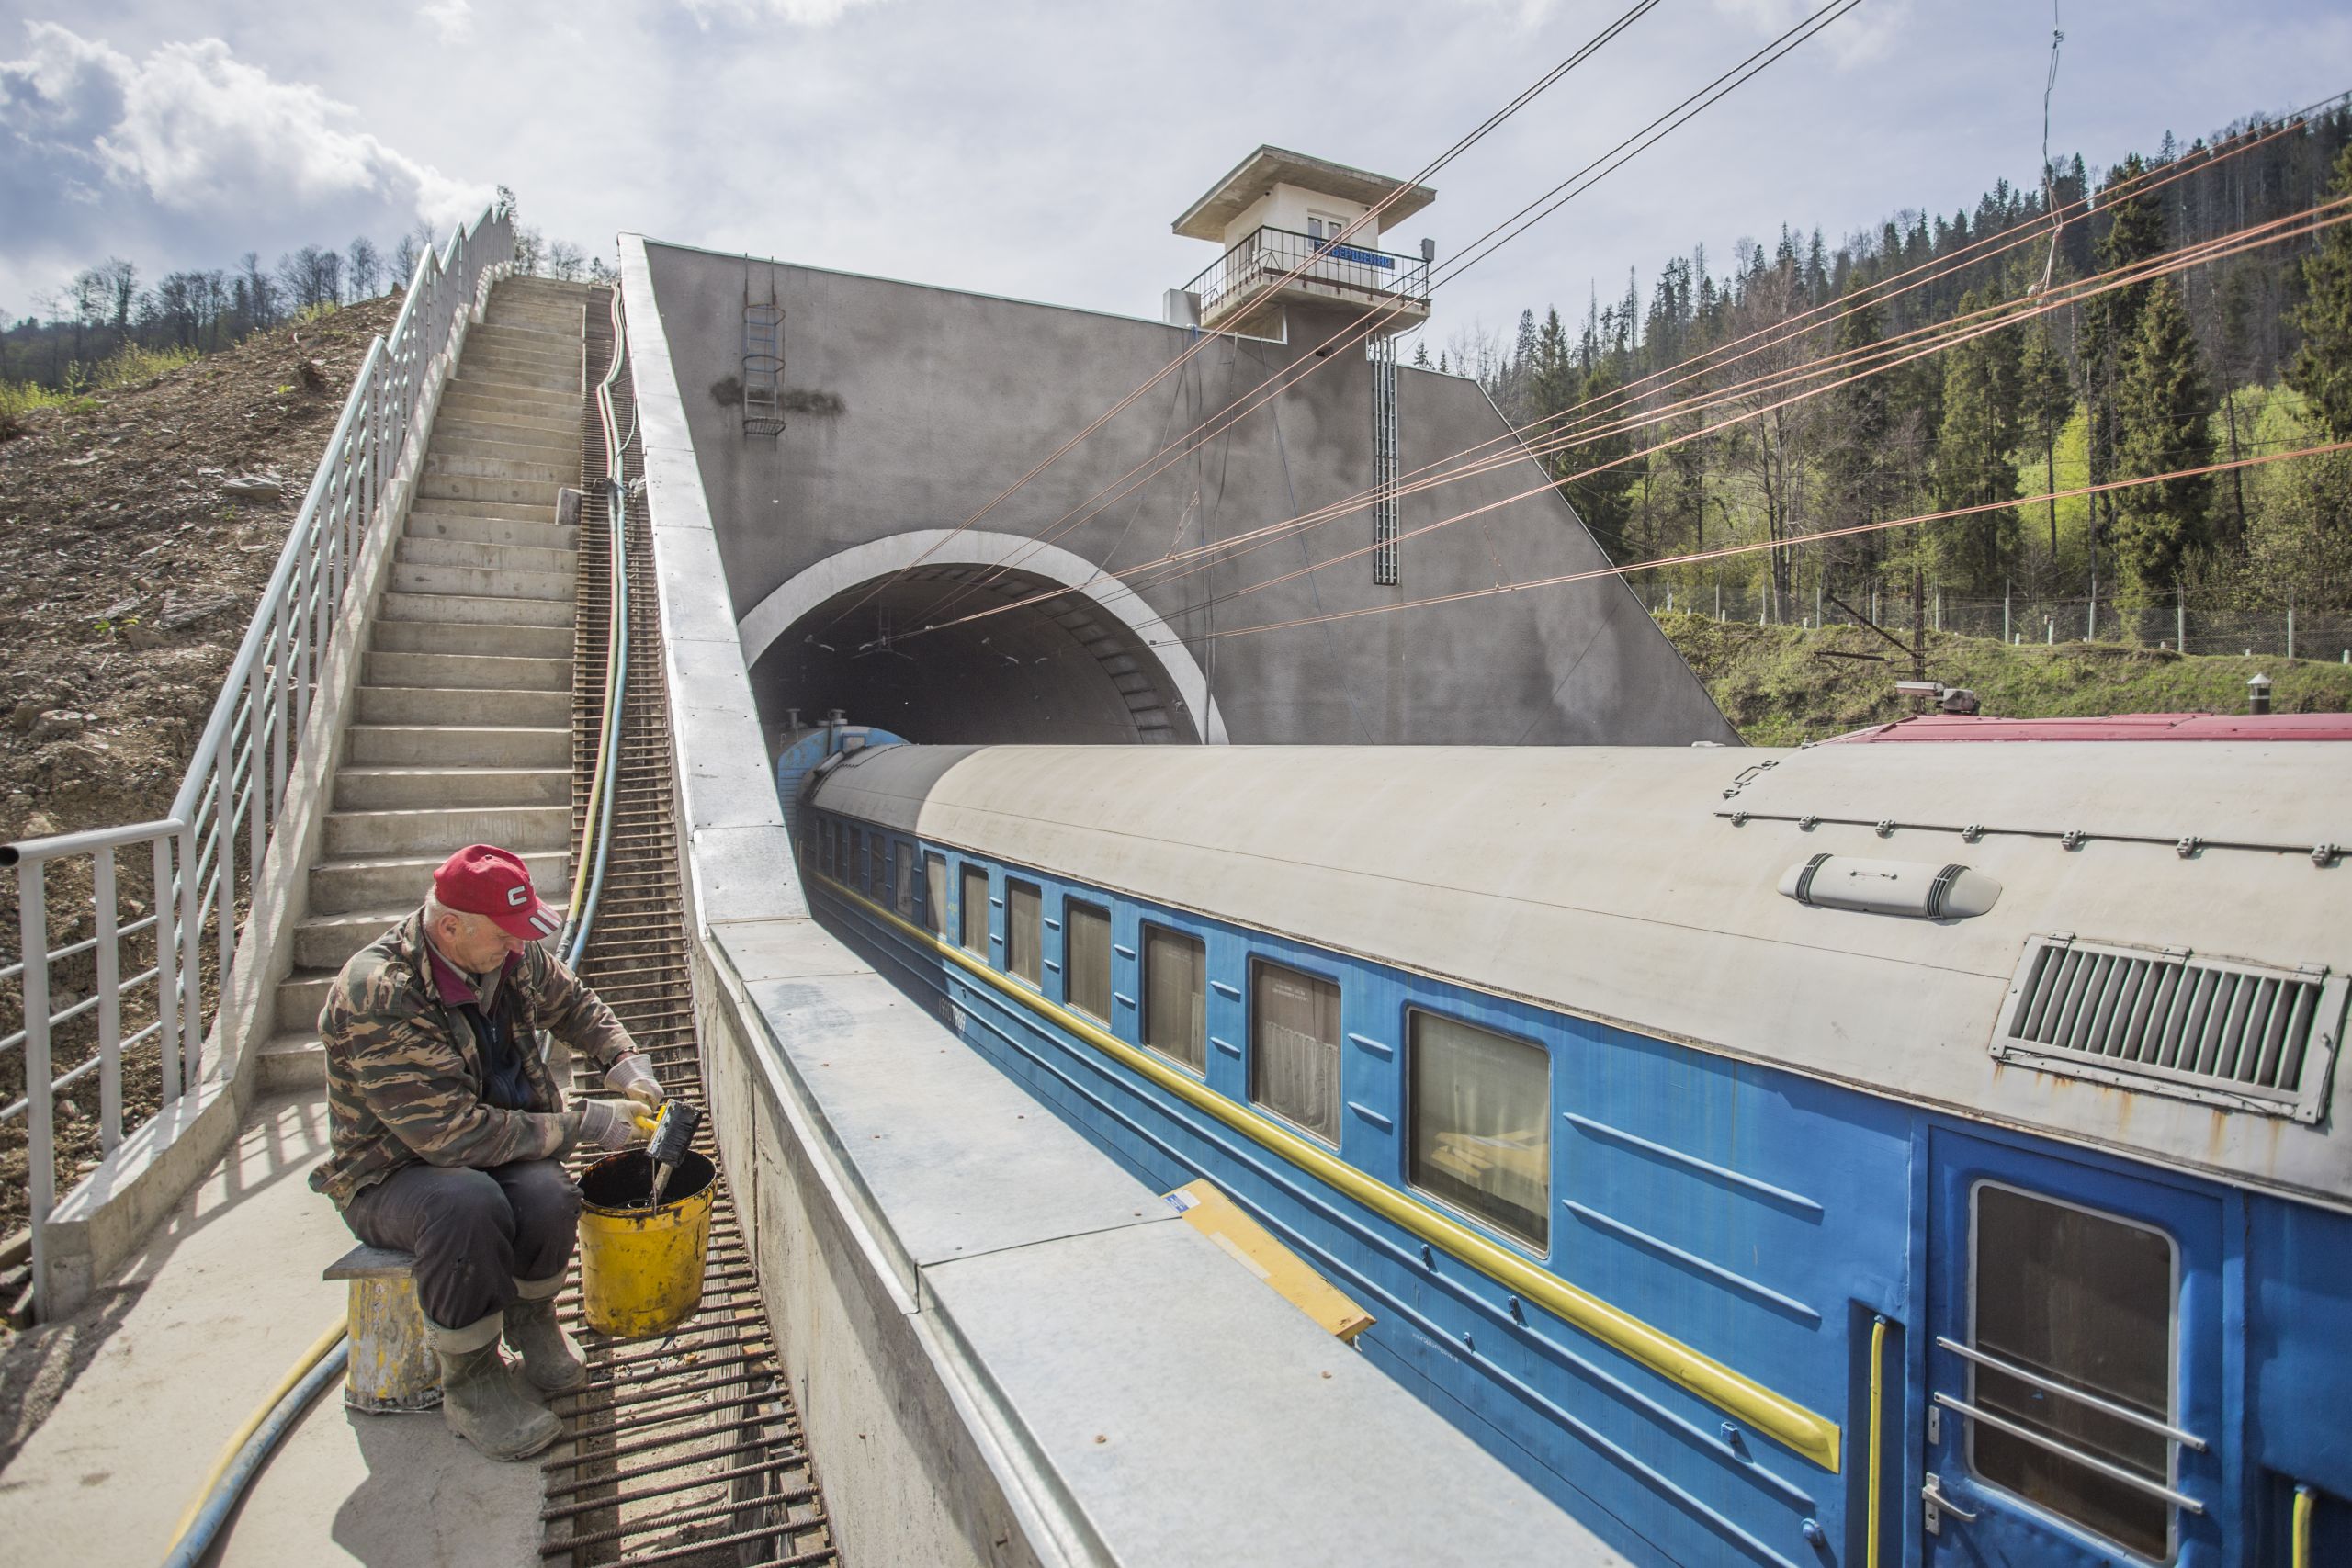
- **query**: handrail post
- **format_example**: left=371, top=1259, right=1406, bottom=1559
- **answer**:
left=153, top=834, right=181, bottom=1104
left=178, top=821, right=201, bottom=1088
left=94, top=845, right=121, bottom=1154
left=18, top=861, right=53, bottom=1320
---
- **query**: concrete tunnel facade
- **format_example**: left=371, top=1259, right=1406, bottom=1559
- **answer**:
left=636, top=237, right=1738, bottom=750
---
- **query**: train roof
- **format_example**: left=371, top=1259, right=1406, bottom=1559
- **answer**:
left=808, top=739, right=2352, bottom=1210
left=1826, top=711, right=2352, bottom=742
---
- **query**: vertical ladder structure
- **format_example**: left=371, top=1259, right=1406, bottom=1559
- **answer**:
left=1371, top=334, right=1400, bottom=587
left=741, top=301, right=786, bottom=439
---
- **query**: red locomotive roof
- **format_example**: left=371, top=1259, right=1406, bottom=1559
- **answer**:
left=1823, top=712, right=2352, bottom=743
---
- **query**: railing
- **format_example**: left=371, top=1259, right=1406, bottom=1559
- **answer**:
left=1184, top=225, right=1431, bottom=331
left=2, top=204, right=514, bottom=1320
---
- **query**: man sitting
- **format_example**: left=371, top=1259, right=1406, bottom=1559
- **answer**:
left=310, top=843, right=663, bottom=1460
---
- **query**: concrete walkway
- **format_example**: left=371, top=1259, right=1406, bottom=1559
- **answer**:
left=0, top=1092, right=542, bottom=1566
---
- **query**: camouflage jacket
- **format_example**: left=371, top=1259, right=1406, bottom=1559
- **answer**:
left=309, top=910, right=637, bottom=1206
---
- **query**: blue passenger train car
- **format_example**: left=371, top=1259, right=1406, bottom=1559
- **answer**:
left=792, top=724, right=2351, bottom=1568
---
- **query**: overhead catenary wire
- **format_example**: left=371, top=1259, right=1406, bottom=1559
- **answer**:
left=914, top=191, right=2352, bottom=647
left=931, top=79, right=2343, bottom=637
left=1140, top=438, right=2352, bottom=648
left=908, top=0, right=1862, bottom=634
left=819, top=0, right=1666, bottom=636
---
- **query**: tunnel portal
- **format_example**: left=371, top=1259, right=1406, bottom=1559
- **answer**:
left=748, top=563, right=1204, bottom=748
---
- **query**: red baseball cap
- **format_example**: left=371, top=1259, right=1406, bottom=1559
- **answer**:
left=433, top=844, right=562, bottom=940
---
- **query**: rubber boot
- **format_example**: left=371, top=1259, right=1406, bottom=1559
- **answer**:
left=503, top=1274, right=586, bottom=1393
left=428, top=1312, right=561, bottom=1461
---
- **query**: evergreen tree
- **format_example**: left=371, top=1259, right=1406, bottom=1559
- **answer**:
left=1930, top=290, right=2025, bottom=588
left=2016, top=322, right=2076, bottom=571
left=2110, top=278, right=2215, bottom=602
left=1563, top=359, right=1633, bottom=558
left=1818, top=290, right=1892, bottom=585
left=2082, top=155, right=2168, bottom=552
left=2289, top=144, right=2352, bottom=439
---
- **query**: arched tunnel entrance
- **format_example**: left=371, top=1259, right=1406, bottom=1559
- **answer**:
left=738, top=533, right=1225, bottom=749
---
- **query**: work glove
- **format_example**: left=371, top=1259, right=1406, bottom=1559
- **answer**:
left=605, top=1052, right=665, bottom=1109
left=571, top=1099, right=641, bottom=1154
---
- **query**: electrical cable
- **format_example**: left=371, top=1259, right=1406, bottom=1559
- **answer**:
left=820, top=0, right=1666, bottom=635
left=907, top=0, right=1861, bottom=632
left=921, top=193, right=2352, bottom=643
left=927, top=80, right=2346, bottom=639
left=560, top=284, right=633, bottom=967
left=1155, top=438, right=2352, bottom=647
left=159, top=1317, right=349, bottom=1568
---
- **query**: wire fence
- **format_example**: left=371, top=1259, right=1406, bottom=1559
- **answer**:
left=1634, top=580, right=2352, bottom=664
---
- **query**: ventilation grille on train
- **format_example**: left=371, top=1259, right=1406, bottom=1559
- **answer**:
left=1992, top=936, right=2345, bottom=1122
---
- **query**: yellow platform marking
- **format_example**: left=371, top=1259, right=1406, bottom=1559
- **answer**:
left=1170, top=1178, right=1376, bottom=1343
left=817, top=871, right=1843, bottom=1472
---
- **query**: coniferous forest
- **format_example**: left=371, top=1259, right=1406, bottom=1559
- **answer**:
left=1430, top=103, right=2352, bottom=631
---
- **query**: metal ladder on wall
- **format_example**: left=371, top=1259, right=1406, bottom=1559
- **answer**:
left=742, top=300, right=786, bottom=439
left=1370, top=336, right=1399, bottom=587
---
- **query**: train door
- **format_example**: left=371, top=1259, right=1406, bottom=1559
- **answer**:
left=1920, top=1127, right=2224, bottom=1566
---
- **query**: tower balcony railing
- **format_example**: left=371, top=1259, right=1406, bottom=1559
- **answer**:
left=1183, top=225, right=1431, bottom=335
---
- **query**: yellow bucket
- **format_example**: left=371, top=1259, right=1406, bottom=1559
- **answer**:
left=576, top=1148, right=716, bottom=1337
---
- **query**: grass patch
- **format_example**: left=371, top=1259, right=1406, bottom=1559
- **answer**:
left=1658, top=610, right=2352, bottom=746
left=87, top=341, right=200, bottom=390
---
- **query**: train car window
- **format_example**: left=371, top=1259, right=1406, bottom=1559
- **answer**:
left=1142, top=924, right=1206, bottom=1072
left=1065, top=902, right=1113, bottom=1021
left=1006, top=881, right=1043, bottom=986
left=862, top=832, right=876, bottom=893
left=895, top=844, right=915, bottom=919
left=960, top=864, right=990, bottom=957
left=1251, top=963, right=1341, bottom=1144
left=1969, top=1184, right=2176, bottom=1558
left=924, top=853, right=947, bottom=937
left=825, top=821, right=840, bottom=878
left=1407, top=1012, right=1549, bottom=1247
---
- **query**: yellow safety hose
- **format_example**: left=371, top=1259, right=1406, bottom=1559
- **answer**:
left=2294, top=1483, right=2314, bottom=1568
left=166, top=1315, right=347, bottom=1542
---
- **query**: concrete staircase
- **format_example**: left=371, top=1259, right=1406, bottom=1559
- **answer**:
left=260, top=276, right=592, bottom=1087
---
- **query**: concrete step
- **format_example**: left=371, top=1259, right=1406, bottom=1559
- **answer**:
left=371, top=616, right=572, bottom=659
left=364, top=649, right=572, bottom=692
left=257, top=1030, right=326, bottom=1091
left=482, top=310, right=585, bottom=337
left=432, top=403, right=579, bottom=441
left=399, top=493, right=560, bottom=525
left=323, top=803, right=571, bottom=860
left=309, top=847, right=569, bottom=915
left=416, top=474, right=568, bottom=510
left=345, top=724, right=571, bottom=769
left=277, top=970, right=334, bottom=1033
left=398, top=536, right=577, bottom=578
left=456, top=363, right=578, bottom=397
left=424, top=452, right=573, bottom=487
left=354, top=683, right=570, bottom=728
left=462, top=341, right=579, bottom=372
left=292, top=908, right=405, bottom=971
left=379, top=591, right=574, bottom=629
left=469, top=321, right=582, bottom=353
left=404, top=512, right=578, bottom=552
left=333, top=764, right=571, bottom=813
left=390, top=560, right=573, bottom=602
left=426, top=433, right=577, bottom=468
left=325, top=761, right=579, bottom=815
left=441, top=384, right=582, bottom=418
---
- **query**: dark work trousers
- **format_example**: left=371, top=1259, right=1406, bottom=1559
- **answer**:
left=344, top=1158, right=582, bottom=1331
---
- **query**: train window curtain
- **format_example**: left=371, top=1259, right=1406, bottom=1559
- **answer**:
left=1407, top=1012, right=1550, bottom=1247
left=1252, top=964, right=1342, bottom=1145
left=1143, top=926, right=1208, bottom=1072
left=1066, top=903, right=1113, bottom=1021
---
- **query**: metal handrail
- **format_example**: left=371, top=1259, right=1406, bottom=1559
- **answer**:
left=2, top=203, right=514, bottom=1321
left=1931, top=1392, right=2203, bottom=1513
left=1182, top=223, right=1432, bottom=327
left=1935, top=1336, right=2206, bottom=1450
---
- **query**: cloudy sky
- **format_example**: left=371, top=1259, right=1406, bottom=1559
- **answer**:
left=6, top=0, right=2349, bottom=342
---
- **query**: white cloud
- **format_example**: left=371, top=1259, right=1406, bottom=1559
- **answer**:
left=0, top=19, right=489, bottom=295
left=421, top=0, right=473, bottom=44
